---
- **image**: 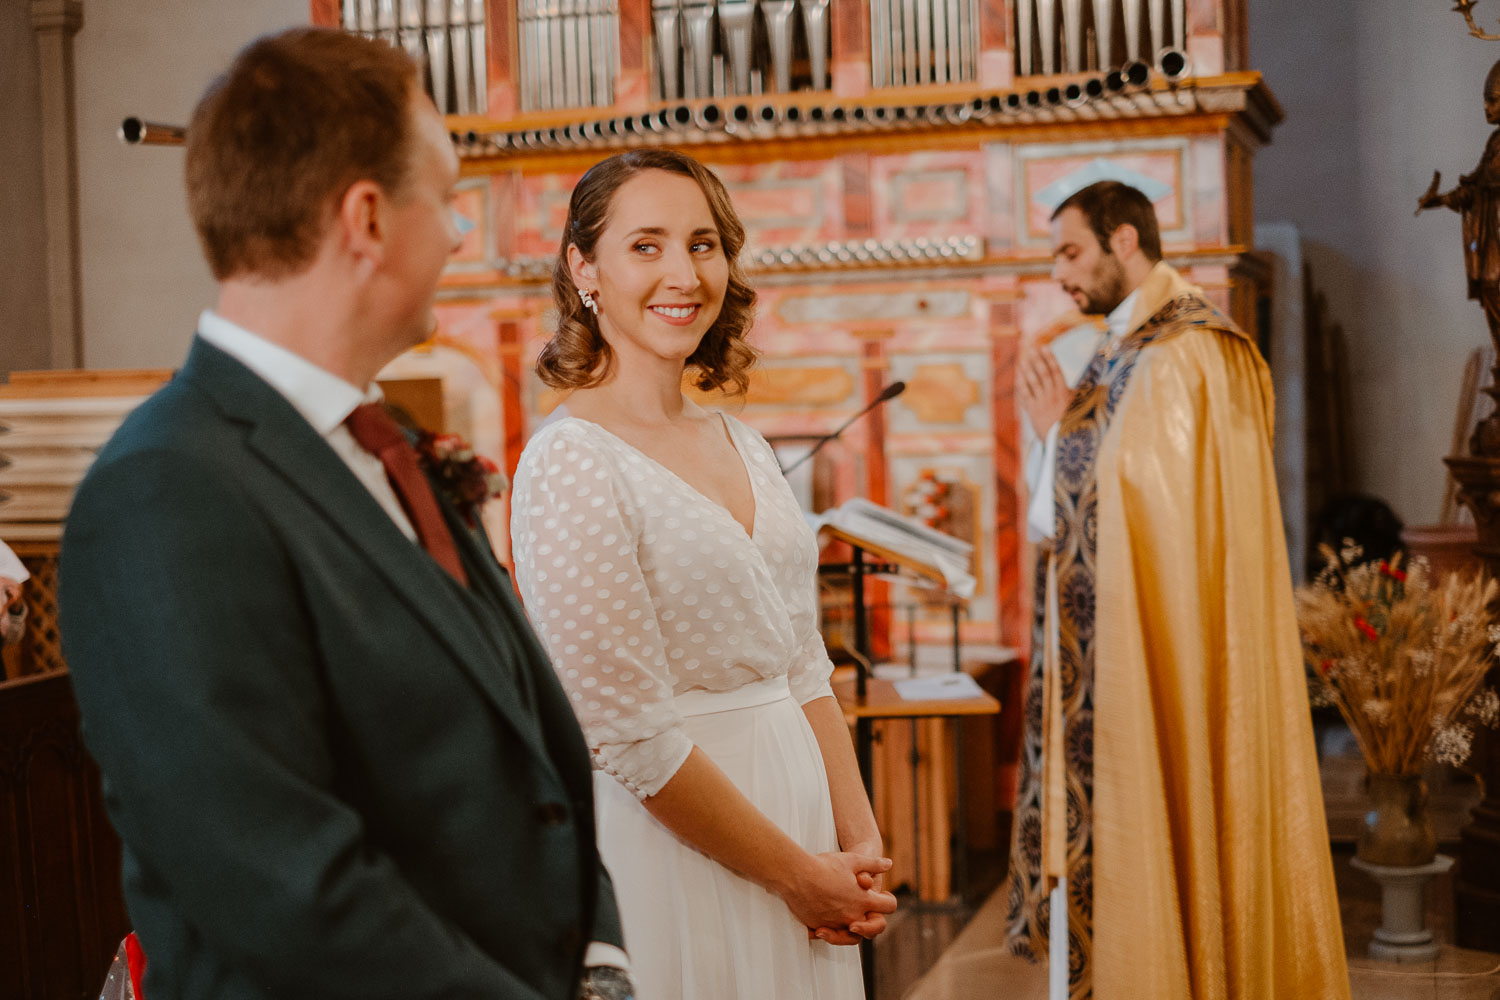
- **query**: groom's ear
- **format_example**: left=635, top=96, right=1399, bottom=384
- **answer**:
left=338, top=180, right=387, bottom=272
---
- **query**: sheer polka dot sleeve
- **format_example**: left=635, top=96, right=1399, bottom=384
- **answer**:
left=511, top=428, right=693, bottom=800
left=788, top=629, right=836, bottom=705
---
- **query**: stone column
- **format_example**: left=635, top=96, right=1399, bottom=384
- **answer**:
left=29, top=0, right=85, bottom=370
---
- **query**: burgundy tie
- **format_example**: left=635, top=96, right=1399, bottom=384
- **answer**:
left=345, top=402, right=469, bottom=587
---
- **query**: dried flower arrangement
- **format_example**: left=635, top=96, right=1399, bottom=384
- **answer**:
left=1297, top=543, right=1500, bottom=775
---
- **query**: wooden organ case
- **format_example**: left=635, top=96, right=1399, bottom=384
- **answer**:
left=312, top=0, right=1278, bottom=897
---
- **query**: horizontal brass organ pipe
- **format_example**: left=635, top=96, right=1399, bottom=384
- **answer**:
left=119, top=118, right=186, bottom=146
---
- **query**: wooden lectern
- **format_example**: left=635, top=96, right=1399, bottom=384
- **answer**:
left=817, top=521, right=1000, bottom=996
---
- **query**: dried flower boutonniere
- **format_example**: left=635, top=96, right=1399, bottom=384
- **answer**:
left=415, top=432, right=507, bottom=527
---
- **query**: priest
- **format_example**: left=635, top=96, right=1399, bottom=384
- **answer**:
left=1006, top=180, right=1350, bottom=999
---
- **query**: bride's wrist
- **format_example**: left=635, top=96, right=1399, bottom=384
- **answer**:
left=765, top=848, right=820, bottom=899
left=842, top=831, right=883, bottom=856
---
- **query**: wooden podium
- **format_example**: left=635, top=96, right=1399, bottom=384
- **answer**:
left=832, top=672, right=1001, bottom=899
left=818, top=522, right=999, bottom=997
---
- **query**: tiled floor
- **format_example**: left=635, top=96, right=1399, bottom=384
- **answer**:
left=1338, top=846, right=1500, bottom=1000
left=882, top=722, right=1500, bottom=999
left=894, top=850, right=1500, bottom=999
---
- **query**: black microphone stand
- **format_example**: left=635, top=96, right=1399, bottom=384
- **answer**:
left=779, top=381, right=906, bottom=476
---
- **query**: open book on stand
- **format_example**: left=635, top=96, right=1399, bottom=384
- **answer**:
left=807, top=497, right=976, bottom=600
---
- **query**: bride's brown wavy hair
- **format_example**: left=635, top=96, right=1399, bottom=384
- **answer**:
left=537, top=149, right=758, bottom=395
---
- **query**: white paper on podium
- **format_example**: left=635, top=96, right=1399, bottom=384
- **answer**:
left=806, top=497, right=976, bottom=599
left=891, top=672, right=986, bottom=701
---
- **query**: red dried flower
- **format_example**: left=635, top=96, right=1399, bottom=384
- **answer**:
left=415, top=430, right=507, bottom=527
left=1355, top=617, right=1379, bottom=642
left=1379, top=561, right=1408, bottom=583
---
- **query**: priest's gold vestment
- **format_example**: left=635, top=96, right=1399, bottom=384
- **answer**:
left=1003, top=263, right=1351, bottom=999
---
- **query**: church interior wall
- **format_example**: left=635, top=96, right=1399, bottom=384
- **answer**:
left=1, top=0, right=51, bottom=376
left=7, top=0, right=1493, bottom=533
left=70, top=0, right=304, bottom=372
left=1251, top=0, right=1499, bottom=528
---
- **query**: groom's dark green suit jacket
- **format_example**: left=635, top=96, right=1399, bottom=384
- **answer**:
left=60, top=338, right=621, bottom=1000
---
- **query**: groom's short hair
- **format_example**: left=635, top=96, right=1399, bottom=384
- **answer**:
left=185, top=27, right=421, bottom=281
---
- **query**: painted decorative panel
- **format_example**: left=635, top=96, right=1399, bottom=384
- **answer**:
left=743, top=362, right=859, bottom=408
left=447, top=178, right=491, bottom=270
left=1013, top=138, right=1192, bottom=249
left=514, top=171, right=587, bottom=257
left=871, top=151, right=987, bottom=241
left=886, top=352, right=991, bottom=432
left=773, top=288, right=971, bottom=326
left=718, top=160, right=846, bottom=248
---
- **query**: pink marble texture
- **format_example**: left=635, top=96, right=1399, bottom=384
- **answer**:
left=715, top=160, right=847, bottom=248
left=871, top=150, right=988, bottom=242
left=983, top=142, right=1016, bottom=251
left=450, top=185, right=489, bottom=265
left=1022, top=150, right=1184, bottom=241
left=1189, top=136, right=1228, bottom=247
left=514, top=171, right=588, bottom=258
left=429, top=300, right=507, bottom=391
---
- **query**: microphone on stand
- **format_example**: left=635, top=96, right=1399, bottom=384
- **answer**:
left=780, top=381, right=906, bottom=475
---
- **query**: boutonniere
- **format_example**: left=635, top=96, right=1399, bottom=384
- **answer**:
left=415, top=431, right=508, bottom=527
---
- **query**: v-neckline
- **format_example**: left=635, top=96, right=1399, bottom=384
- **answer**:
left=562, top=413, right=760, bottom=541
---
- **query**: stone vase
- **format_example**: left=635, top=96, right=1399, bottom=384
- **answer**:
left=1358, top=772, right=1438, bottom=867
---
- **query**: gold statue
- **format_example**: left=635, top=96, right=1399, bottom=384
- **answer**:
left=1419, top=59, right=1500, bottom=453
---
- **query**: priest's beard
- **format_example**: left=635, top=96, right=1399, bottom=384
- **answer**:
left=1076, top=253, right=1129, bottom=316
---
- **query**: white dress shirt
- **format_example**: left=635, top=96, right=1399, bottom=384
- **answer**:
left=1025, top=290, right=1139, bottom=542
left=197, top=311, right=418, bottom=543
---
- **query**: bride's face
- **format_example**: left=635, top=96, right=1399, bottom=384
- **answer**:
left=571, top=169, right=729, bottom=368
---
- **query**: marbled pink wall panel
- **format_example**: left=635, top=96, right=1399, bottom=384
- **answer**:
left=715, top=160, right=847, bottom=247
left=1017, top=279, right=1079, bottom=339
left=1184, top=264, right=1232, bottom=314
left=1189, top=136, right=1228, bottom=247
left=432, top=298, right=511, bottom=388
left=1187, top=0, right=1225, bottom=74
left=870, top=150, right=988, bottom=242
left=514, top=170, right=588, bottom=258
left=449, top=183, right=490, bottom=268
left=983, top=142, right=1017, bottom=251
left=752, top=281, right=987, bottom=356
left=1020, top=149, right=1184, bottom=241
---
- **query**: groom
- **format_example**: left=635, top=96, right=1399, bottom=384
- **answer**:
left=60, top=28, right=630, bottom=1000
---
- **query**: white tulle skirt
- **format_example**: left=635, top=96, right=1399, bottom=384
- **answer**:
left=594, top=675, right=864, bottom=1000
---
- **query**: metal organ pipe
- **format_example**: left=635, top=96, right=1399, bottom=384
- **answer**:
left=118, top=118, right=185, bottom=145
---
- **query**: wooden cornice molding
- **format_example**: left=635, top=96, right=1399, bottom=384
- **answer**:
left=29, top=0, right=83, bottom=34
left=439, top=244, right=1261, bottom=294
left=452, top=71, right=1283, bottom=175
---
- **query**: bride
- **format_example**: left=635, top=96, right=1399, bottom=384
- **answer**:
left=510, top=149, right=896, bottom=1000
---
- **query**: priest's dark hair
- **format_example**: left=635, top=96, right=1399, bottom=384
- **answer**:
left=1052, top=180, right=1164, bottom=262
